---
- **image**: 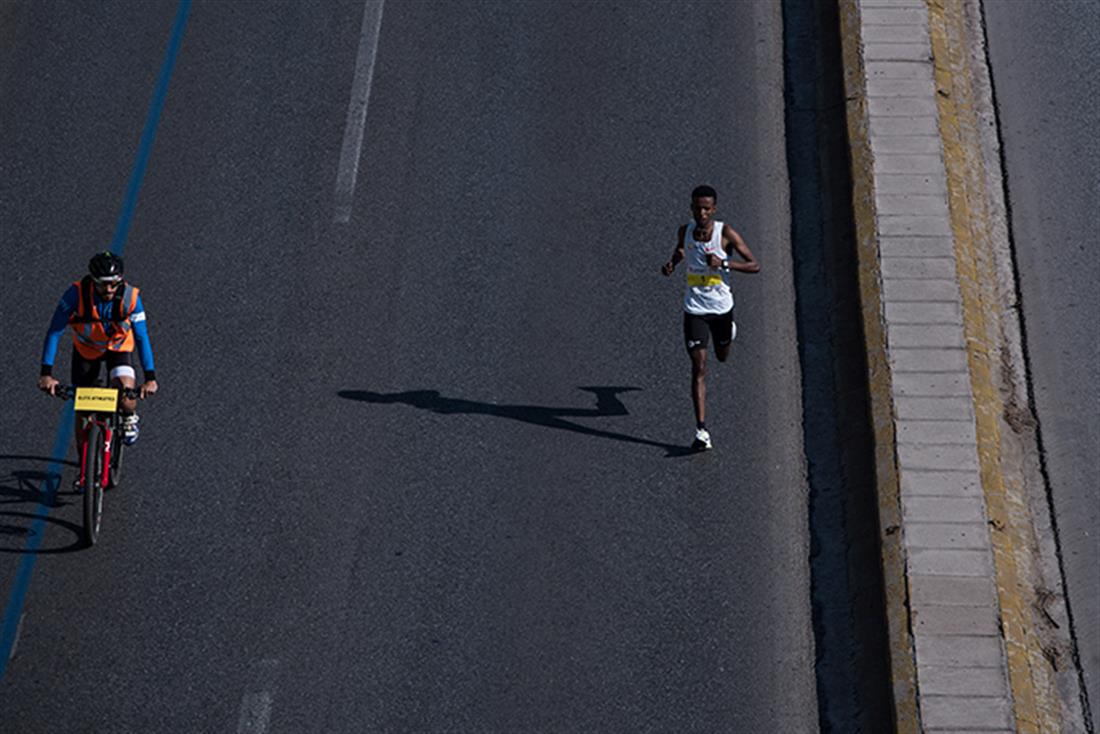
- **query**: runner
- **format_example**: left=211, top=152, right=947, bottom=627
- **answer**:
left=661, top=185, right=759, bottom=450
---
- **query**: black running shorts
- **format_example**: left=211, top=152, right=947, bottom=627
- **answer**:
left=683, top=309, right=734, bottom=352
left=71, top=347, right=135, bottom=387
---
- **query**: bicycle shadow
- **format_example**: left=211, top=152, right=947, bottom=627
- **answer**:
left=0, top=455, right=85, bottom=554
left=337, top=386, right=696, bottom=458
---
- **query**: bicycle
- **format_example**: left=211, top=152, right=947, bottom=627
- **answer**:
left=53, top=384, right=139, bottom=547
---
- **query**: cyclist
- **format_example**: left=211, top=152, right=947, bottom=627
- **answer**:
left=37, top=251, right=158, bottom=446
left=660, top=185, right=759, bottom=450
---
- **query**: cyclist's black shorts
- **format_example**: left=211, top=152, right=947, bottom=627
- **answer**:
left=683, top=309, right=734, bottom=352
left=71, top=348, right=135, bottom=387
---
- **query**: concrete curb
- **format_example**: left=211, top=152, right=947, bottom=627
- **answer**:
left=926, top=4, right=1057, bottom=730
left=837, top=0, right=921, bottom=731
left=838, top=0, right=1079, bottom=730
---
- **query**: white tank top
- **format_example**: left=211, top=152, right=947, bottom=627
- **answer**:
left=683, top=221, right=734, bottom=315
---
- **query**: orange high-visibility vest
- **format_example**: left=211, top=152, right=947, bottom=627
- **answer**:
left=69, top=276, right=140, bottom=359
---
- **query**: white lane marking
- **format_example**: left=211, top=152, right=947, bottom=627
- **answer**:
left=333, top=0, right=386, bottom=223
left=8, top=614, right=25, bottom=661
left=236, top=658, right=279, bottom=734
left=237, top=691, right=273, bottom=734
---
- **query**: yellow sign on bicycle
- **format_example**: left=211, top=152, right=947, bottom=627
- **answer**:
left=74, top=387, right=118, bottom=413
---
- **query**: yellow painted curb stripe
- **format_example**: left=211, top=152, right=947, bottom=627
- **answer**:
left=926, top=0, right=1063, bottom=731
left=837, top=1, right=922, bottom=731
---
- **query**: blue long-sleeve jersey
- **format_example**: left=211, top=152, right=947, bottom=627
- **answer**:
left=42, top=284, right=156, bottom=376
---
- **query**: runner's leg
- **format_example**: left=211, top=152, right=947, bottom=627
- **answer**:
left=713, top=309, right=735, bottom=362
left=684, top=313, right=712, bottom=426
left=691, top=348, right=708, bottom=426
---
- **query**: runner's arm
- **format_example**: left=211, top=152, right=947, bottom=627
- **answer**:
left=661, top=226, right=687, bottom=276
left=716, top=223, right=760, bottom=274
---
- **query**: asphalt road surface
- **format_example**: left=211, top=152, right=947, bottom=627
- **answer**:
left=984, top=0, right=1100, bottom=718
left=0, top=1, right=815, bottom=731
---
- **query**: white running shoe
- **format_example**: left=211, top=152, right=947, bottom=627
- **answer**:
left=121, top=413, right=140, bottom=446
left=692, top=428, right=712, bottom=451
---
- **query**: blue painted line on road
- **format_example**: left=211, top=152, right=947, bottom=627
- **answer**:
left=0, top=411, right=72, bottom=677
left=0, top=0, right=190, bottom=680
left=111, top=0, right=192, bottom=256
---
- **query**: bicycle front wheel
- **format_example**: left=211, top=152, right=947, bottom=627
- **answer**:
left=82, top=422, right=105, bottom=547
left=107, top=426, right=124, bottom=489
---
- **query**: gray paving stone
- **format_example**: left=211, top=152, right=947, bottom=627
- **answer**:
left=881, top=257, right=957, bottom=279
left=873, top=153, right=944, bottom=174
left=879, top=236, right=955, bottom=258
left=861, top=0, right=926, bottom=7
left=866, top=60, right=934, bottom=80
left=865, top=43, right=933, bottom=61
left=866, top=78, right=937, bottom=98
left=901, top=469, right=982, bottom=495
left=863, top=24, right=930, bottom=45
left=915, top=634, right=1005, bottom=667
left=882, top=278, right=960, bottom=302
left=888, top=324, right=965, bottom=349
left=862, top=8, right=927, bottom=25
left=908, top=548, right=993, bottom=576
left=896, top=396, right=973, bottom=420
left=885, top=301, right=962, bottom=324
left=891, top=325, right=964, bottom=354
left=918, top=665, right=1008, bottom=697
left=875, top=172, right=947, bottom=194
left=871, top=115, right=941, bottom=138
left=876, top=192, right=949, bottom=215
left=869, top=97, right=939, bottom=118
left=896, top=418, right=975, bottom=444
left=902, top=496, right=985, bottom=523
left=879, top=214, right=953, bottom=236
left=897, top=443, right=979, bottom=471
left=890, top=347, right=968, bottom=373
left=921, top=695, right=1013, bottom=730
left=911, top=574, right=997, bottom=606
left=870, top=135, right=941, bottom=155
left=894, top=371, right=971, bottom=396
left=912, top=603, right=1000, bottom=636
left=906, top=522, right=990, bottom=550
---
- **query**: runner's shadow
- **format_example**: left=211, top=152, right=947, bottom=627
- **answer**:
left=337, top=386, right=696, bottom=458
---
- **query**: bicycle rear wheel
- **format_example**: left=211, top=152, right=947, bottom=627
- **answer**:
left=82, top=422, right=105, bottom=547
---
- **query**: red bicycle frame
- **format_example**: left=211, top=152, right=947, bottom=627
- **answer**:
left=77, top=414, right=115, bottom=490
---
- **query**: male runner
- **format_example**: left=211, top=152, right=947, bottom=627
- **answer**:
left=38, top=251, right=158, bottom=446
left=661, top=185, right=759, bottom=450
